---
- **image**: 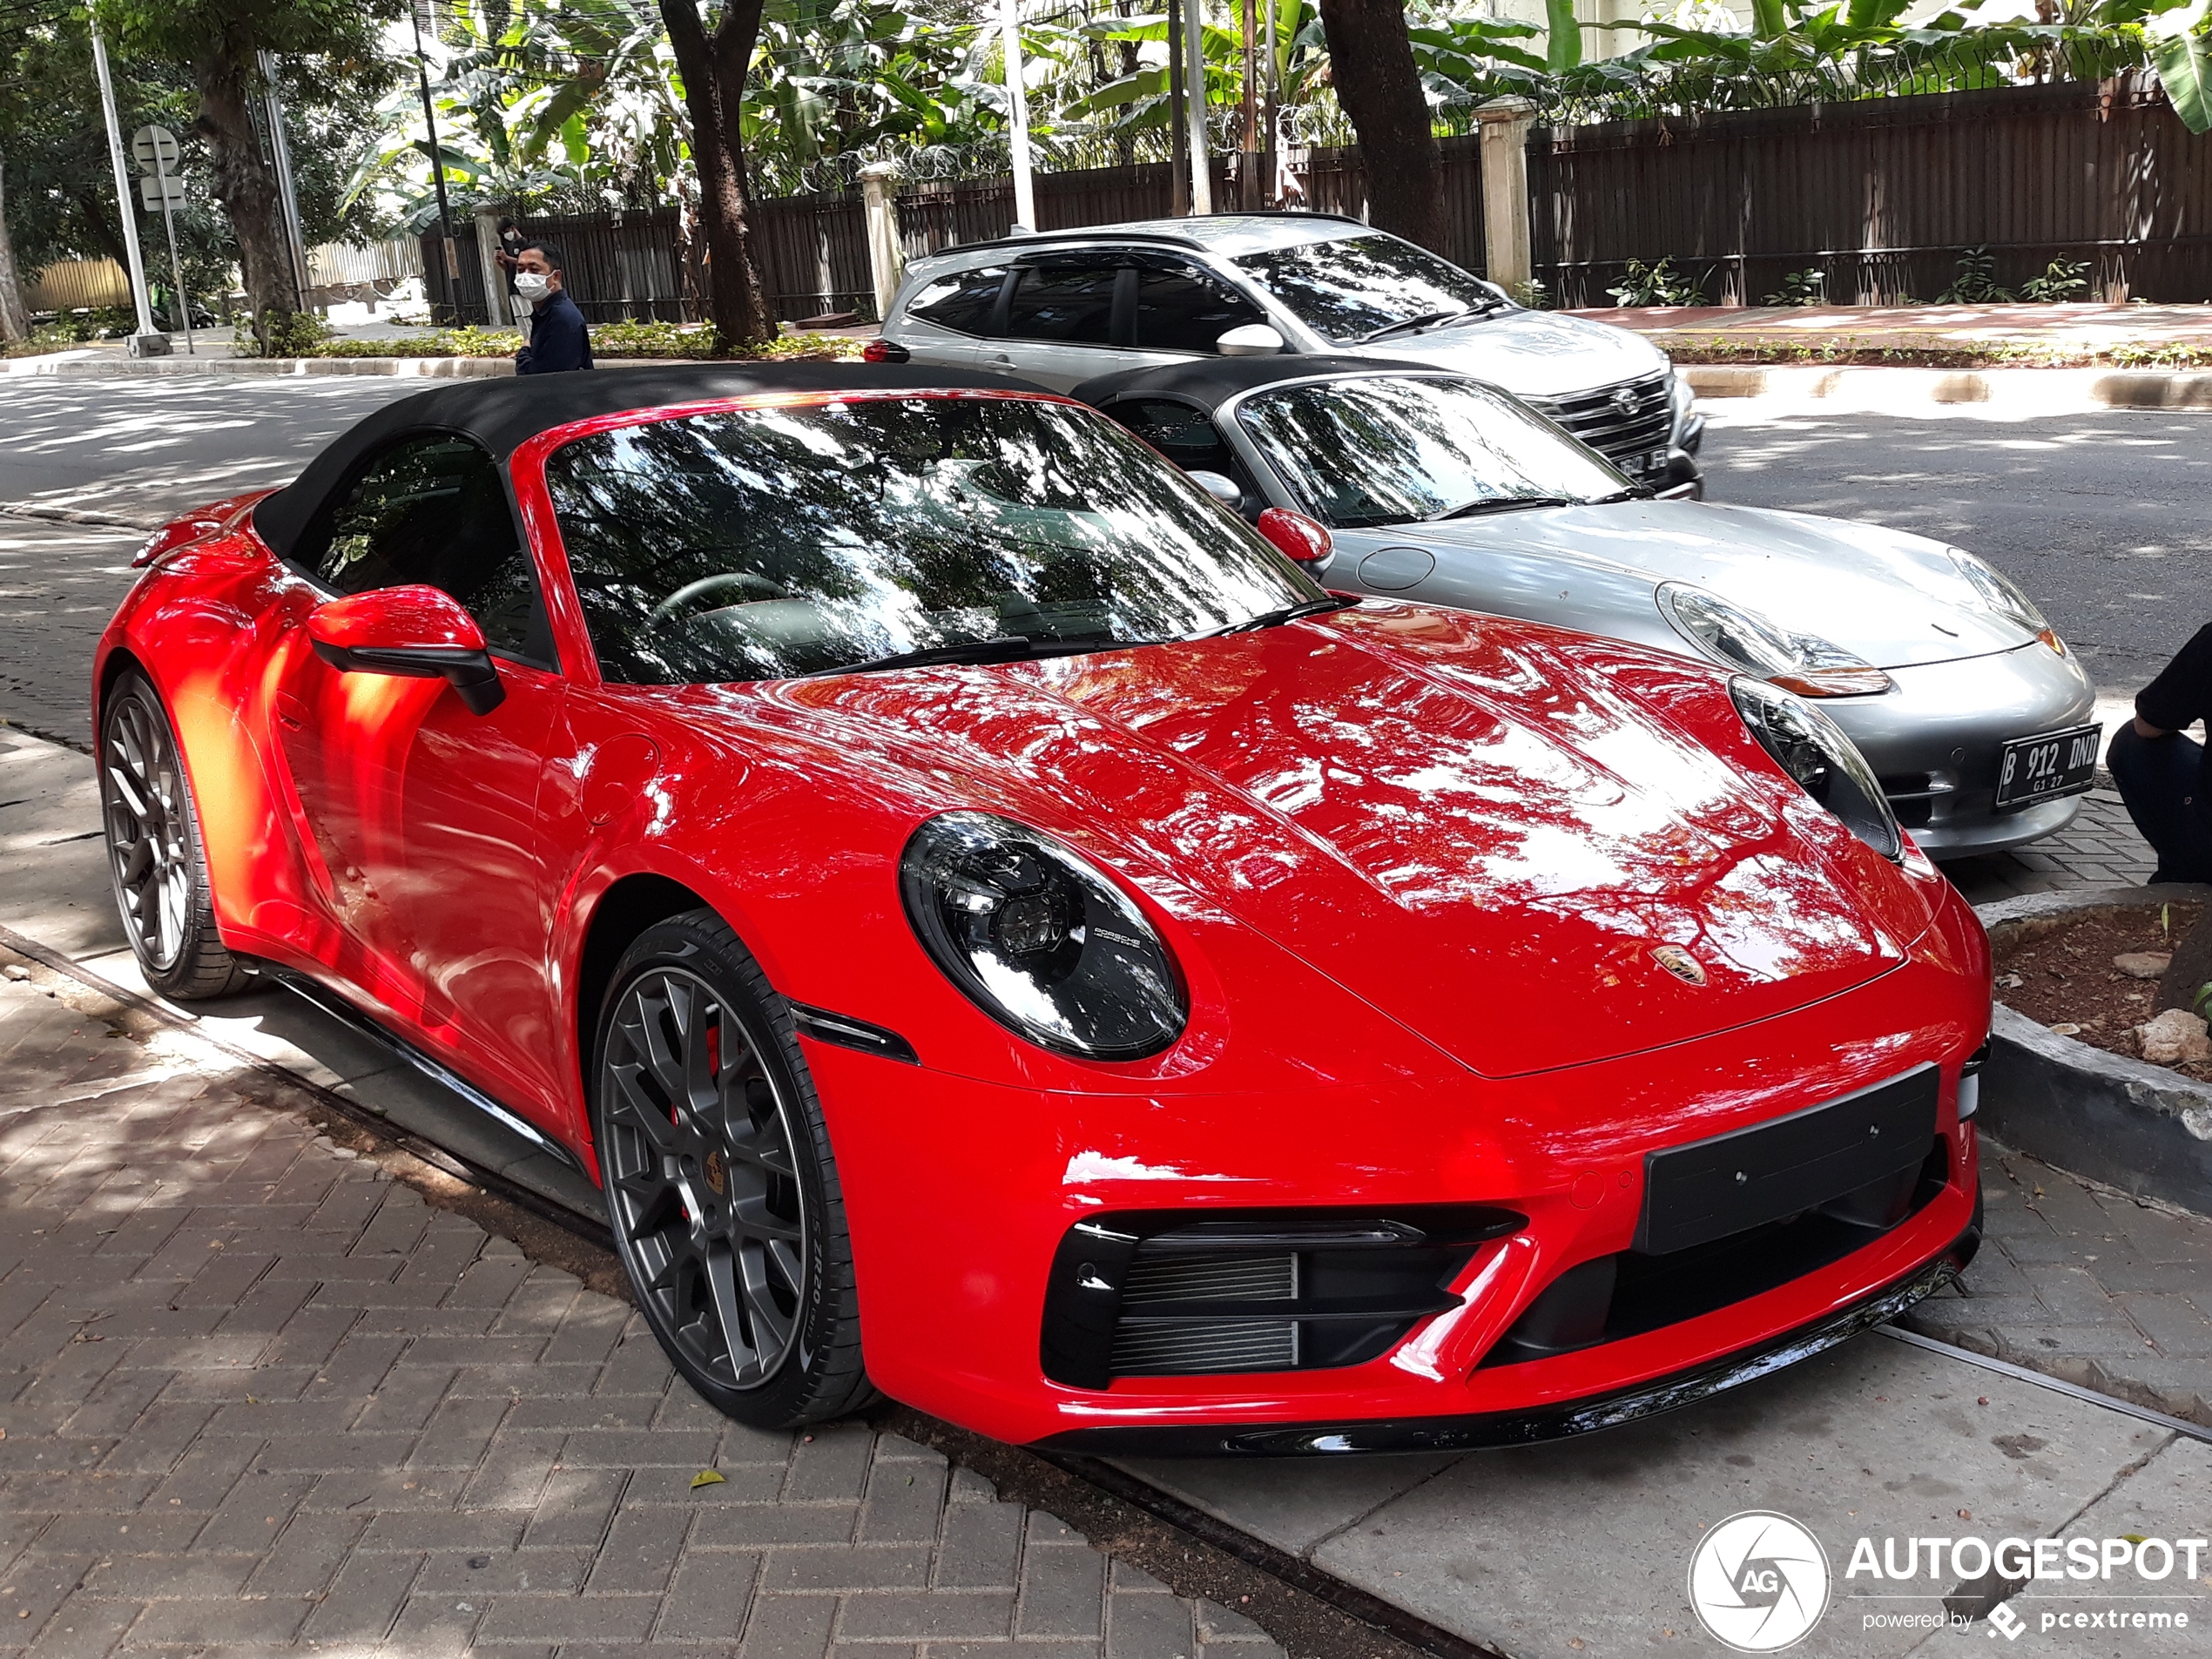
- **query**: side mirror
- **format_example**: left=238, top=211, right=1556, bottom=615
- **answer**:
left=307, top=584, right=506, bottom=716
left=1257, top=507, right=1333, bottom=568
left=1187, top=469, right=1243, bottom=508
left=1215, top=323, right=1286, bottom=357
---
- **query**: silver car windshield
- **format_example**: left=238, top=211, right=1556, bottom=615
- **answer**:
left=544, top=395, right=1322, bottom=685
left=1236, top=377, right=1635, bottom=529
left=1231, top=233, right=1498, bottom=342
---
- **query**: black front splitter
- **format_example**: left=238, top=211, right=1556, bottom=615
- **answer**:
left=1033, top=1219, right=1979, bottom=1457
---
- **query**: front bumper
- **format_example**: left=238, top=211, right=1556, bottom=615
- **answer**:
left=803, top=880, right=1989, bottom=1449
left=1039, top=1216, right=1979, bottom=1454
left=1820, top=641, right=2097, bottom=860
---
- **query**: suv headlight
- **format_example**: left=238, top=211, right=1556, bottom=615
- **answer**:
left=1730, top=678, right=1903, bottom=860
left=1656, top=583, right=1892, bottom=697
left=900, top=812, right=1187, bottom=1060
left=1946, top=548, right=2065, bottom=653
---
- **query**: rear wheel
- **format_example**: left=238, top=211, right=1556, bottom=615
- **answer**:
left=591, top=910, right=873, bottom=1426
left=98, top=671, right=251, bottom=1001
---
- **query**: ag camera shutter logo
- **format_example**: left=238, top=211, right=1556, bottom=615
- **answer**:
left=1689, top=1511, right=1833, bottom=1651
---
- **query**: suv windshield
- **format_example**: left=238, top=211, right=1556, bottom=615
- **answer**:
left=1237, top=376, right=1633, bottom=529
left=1231, top=233, right=1501, bottom=343
left=544, top=395, right=1321, bottom=685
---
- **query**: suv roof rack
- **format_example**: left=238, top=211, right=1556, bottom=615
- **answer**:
left=915, top=210, right=1370, bottom=262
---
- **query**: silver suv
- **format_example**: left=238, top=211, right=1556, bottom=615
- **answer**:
left=877, top=212, right=1705, bottom=496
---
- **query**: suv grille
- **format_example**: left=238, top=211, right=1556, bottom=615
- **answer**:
left=1041, top=1204, right=1524, bottom=1390
left=1525, top=372, right=1674, bottom=477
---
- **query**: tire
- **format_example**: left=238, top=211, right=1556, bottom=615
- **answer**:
left=98, top=671, right=252, bottom=1001
left=591, top=909, right=875, bottom=1427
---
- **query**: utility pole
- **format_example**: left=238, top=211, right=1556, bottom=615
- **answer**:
left=408, top=0, right=463, bottom=322
left=998, top=0, right=1036, bottom=232
left=88, top=22, right=164, bottom=354
left=1261, top=0, right=1278, bottom=206
left=259, top=51, right=312, bottom=309
left=1183, top=0, right=1212, bottom=214
left=1240, top=0, right=1258, bottom=210
left=1167, top=0, right=1188, bottom=216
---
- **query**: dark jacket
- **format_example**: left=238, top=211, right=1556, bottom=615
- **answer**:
left=516, top=289, right=593, bottom=375
left=2137, top=620, right=2212, bottom=825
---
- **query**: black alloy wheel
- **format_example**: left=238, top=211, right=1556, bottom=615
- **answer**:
left=593, top=910, right=873, bottom=1426
left=98, top=671, right=251, bottom=1001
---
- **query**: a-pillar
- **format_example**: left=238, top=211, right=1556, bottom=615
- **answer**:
left=1475, top=97, right=1539, bottom=295
left=859, top=161, right=907, bottom=324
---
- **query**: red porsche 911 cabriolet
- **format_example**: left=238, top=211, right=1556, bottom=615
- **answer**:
left=97, top=364, right=1987, bottom=1453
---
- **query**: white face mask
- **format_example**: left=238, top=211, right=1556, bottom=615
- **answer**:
left=515, top=271, right=552, bottom=300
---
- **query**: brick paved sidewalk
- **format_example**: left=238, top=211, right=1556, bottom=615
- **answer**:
left=1904, top=1137, right=2212, bottom=1427
left=0, top=961, right=1279, bottom=1659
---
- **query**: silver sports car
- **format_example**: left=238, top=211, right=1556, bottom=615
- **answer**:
left=1076, top=356, right=2097, bottom=859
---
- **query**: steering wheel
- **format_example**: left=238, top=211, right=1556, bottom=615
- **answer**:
left=649, top=569, right=790, bottom=624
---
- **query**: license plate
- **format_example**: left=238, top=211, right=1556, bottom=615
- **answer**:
left=1994, top=723, right=2101, bottom=810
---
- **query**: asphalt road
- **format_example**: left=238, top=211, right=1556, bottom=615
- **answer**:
left=0, top=380, right=2200, bottom=752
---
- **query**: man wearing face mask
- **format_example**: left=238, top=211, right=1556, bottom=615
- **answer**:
left=513, top=240, right=594, bottom=375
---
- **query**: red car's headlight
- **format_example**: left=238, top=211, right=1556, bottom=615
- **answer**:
left=900, top=812, right=1187, bottom=1061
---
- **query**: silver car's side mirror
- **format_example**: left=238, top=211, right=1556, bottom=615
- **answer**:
left=1187, top=470, right=1243, bottom=507
left=1216, top=323, right=1285, bottom=356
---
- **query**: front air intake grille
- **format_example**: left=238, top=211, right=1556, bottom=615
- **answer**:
left=1525, top=372, right=1674, bottom=475
left=1041, top=1204, right=1524, bottom=1390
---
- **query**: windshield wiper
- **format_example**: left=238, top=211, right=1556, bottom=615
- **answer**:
left=802, top=635, right=1109, bottom=678
left=1594, top=485, right=1656, bottom=502
left=1195, top=596, right=1359, bottom=637
left=1428, top=496, right=1575, bottom=522
left=1354, top=303, right=1500, bottom=346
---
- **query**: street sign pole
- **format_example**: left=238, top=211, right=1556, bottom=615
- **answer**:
left=155, top=180, right=192, bottom=354
left=88, top=23, right=164, bottom=354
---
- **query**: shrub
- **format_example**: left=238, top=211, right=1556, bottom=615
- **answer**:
left=2020, top=256, right=2092, bottom=303
left=1764, top=267, right=1826, bottom=307
left=1937, top=246, right=2013, bottom=304
left=1608, top=257, right=1704, bottom=307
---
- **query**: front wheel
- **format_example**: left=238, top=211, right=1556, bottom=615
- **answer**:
left=98, top=671, right=251, bottom=1001
left=591, top=910, right=873, bottom=1427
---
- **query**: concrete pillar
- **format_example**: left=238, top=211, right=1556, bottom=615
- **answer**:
left=860, top=161, right=907, bottom=322
left=1475, top=97, right=1539, bottom=294
left=472, top=209, right=509, bottom=328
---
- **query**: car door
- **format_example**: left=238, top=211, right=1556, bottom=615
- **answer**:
left=265, top=430, right=572, bottom=1119
left=974, top=257, right=1129, bottom=389
left=1119, top=260, right=1271, bottom=375
left=1100, top=396, right=1270, bottom=518
left=890, top=263, right=1013, bottom=370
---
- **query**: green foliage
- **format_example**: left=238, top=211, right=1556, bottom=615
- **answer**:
left=1608, top=256, right=1705, bottom=306
left=1508, top=277, right=1551, bottom=309
left=1764, top=266, right=1826, bottom=305
left=249, top=318, right=853, bottom=361
left=233, top=308, right=334, bottom=356
left=2020, top=255, right=2092, bottom=300
left=1938, top=245, right=2014, bottom=303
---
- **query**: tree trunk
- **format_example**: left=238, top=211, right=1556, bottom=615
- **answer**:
left=0, top=156, right=32, bottom=341
left=192, top=51, right=293, bottom=348
left=1317, top=0, right=1447, bottom=253
left=659, top=0, right=775, bottom=348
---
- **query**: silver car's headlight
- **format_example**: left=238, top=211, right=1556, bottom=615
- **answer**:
left=1731, top=678, right=1903, bottom=860
left=1656, top=583, right=1892, bottom=697
left=1946, top=548, right=2065, bottom=653
left=900, top=812, right=1186, bottom=1060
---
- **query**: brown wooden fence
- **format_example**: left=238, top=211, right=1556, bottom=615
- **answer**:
left=425, top=75, right=2212, bottom=327
left=1527, top=74, right=2212, bottom=307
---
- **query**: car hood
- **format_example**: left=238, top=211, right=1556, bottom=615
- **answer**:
left=1340, top=310, right=1673, bottom=399
left=724, top=606, right=1926, bottom=1078
left=1409, top=500, right=2037, bottom=669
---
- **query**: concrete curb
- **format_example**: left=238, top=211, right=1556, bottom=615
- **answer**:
left=2, top=352, right=517, bottom=379
left=1684, top=362, right=2212, bottom=411
left=0, top=502, right=160, bottom=532
left=1974, top=882, right=2212, bottom=1217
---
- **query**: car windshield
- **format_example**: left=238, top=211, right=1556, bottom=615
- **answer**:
left=1236, top=376, right=1634, bottom=529
left=1231, top=233, right=1501, bottom=342
left=543, top=394, right=1322, bottom=685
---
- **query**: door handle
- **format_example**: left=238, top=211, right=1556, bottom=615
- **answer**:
left=274, top=693, right=307, bottom=732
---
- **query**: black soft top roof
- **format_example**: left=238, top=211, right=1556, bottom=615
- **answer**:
left=1069, top=353, right=1446, bottom=413
left=253, top=361, right=1044, bottom=563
